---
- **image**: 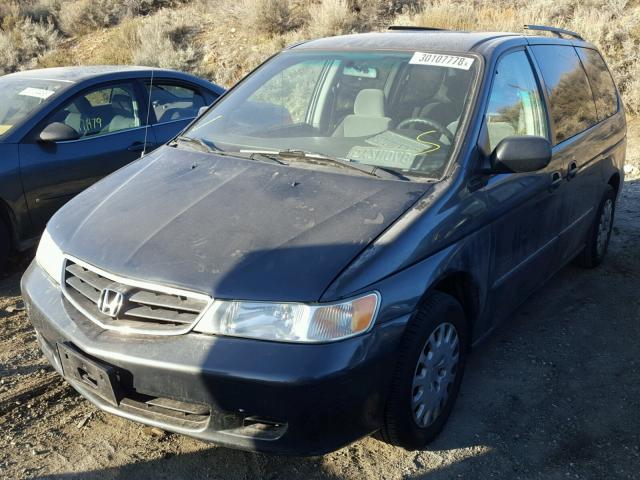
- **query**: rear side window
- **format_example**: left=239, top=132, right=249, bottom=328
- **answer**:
left=576, top=48, right=619, bottom=120
left=530, top=45, right=598, bottom=144
left=485, top=50, right=548, bottom=151
left=147, top=83, right=206, bottom=124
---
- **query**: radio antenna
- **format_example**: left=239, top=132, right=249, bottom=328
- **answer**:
left=142, top=68, right=154, bottom=158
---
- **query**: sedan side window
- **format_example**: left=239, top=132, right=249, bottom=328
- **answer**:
left=50, top=83, right=142, bottom=139
left=147, top=83, right=205, bottom=124
left=485, top=51, right=548, bottom=151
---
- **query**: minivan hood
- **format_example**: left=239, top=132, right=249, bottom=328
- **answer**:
left=49, top=146, right=429, bottom=302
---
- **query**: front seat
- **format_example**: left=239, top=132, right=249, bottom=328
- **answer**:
left=63, top=97, right=93, bottom=136
left=103, top=94, right=137, bottom=133
left=333, top=89, right=391, bottom=138
left=418, top=70, right=472, bottom=128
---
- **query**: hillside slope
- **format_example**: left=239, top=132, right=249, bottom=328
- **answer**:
left=1, top=0, right=640, bottom=114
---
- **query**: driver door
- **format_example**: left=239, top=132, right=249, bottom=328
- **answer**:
left=481, top=49, right=565, bottom=321
left=19, top=81, right=153, bottom=230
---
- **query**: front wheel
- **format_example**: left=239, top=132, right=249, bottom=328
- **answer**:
left=379, top=291, right=469, bottom=450
left=0, top=220, right=9, bottom=269
left=574, top=185, right=616, bottom=268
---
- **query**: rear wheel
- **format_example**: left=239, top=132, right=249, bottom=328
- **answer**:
left=379, top=291, right=468, bottom=450
left=574, top=185, right=616, bottom=268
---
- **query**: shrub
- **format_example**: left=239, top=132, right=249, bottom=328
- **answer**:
left=240, top=0, right=307, bottom=37
left=131, top=13, right=197, bottom=70
left=0, top=32, right=20, bottom=74
left=22, top=0, right=63, bottom=25
left=59, top=0, right=122, bottom=35
left=306, top=0, right=364, bottom=37
left=0, top=17, right=59, bottom=74
left=59, top=0, right=187, bottom=36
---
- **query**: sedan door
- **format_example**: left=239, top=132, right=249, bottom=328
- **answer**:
left=481, top=49, right=565, bottom=322
left=19, top=80, right=155, bottom=230
left=144, top=81, right=214, bottom=146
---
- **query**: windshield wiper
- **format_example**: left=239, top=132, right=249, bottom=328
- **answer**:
left=172, top=135, right=221, bottom=153
left=371, top=165, right=414, bottom=181
left=242, top=149, right=383, bottom=178
left=172, top=139, right=287, bottom=166
left=238, top=150, right=287, bottom=165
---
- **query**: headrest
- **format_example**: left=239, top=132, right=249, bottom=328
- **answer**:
left=69, top=96, right=92, bottom=114
left=354, top=89, right=386, bottom=117
left=112, top=94, right=133, bottom=113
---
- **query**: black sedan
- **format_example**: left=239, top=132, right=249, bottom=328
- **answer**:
left=0, top=66, right=224, bottom=263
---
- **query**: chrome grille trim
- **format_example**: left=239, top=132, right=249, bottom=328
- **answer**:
left=61, top=255, right=212, bottom=336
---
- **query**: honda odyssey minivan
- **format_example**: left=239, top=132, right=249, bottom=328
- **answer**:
left=22, top=26, right=625, bottom=455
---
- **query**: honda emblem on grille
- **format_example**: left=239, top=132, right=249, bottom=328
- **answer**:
left=97, top=289, right=124, bottom=317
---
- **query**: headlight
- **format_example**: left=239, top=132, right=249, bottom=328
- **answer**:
left=35, top=229, right=64, bottom=283
left=193, top=293, right=379, bottom=343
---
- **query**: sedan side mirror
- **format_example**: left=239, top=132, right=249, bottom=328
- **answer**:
left=490, top=136, right=552, bottom=173
left=39, top=122, right=81, bottom=143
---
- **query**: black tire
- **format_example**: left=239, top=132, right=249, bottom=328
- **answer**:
left=0, top=219, right=9, bottom=270
left=379, top=291, right=469, bottom=450
left=574, top=185, right=616, bottom=268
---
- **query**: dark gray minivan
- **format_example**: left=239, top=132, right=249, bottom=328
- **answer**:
left=22, top=26, right=625, bottom=455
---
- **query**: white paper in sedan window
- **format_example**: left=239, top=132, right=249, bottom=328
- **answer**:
left=19, top=87, right=56, bottom=100
left=409, top=52, right=475, bottom=70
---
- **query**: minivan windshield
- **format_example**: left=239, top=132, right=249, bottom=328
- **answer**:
left=185, top=50, right=479, bottom=179
left=0, top=77, right=68, bottom=138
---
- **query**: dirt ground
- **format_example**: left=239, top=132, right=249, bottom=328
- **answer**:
left=1, top=149, right=639, bottom=479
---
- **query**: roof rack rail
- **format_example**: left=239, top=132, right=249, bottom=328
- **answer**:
left=524, top=24, right=584, bottom=41
left=388, top=26, right=448, bottom=32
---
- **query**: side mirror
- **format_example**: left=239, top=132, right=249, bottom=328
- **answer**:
left=490, top=136, right=552, bottom=173
left=38, top=122, right=81, bottom=143
left=198, top=106, right=208, bottom=117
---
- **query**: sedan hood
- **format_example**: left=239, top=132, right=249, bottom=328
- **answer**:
left=49, top=146, right=429, bottom=302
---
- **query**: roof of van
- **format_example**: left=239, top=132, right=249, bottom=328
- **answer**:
left=289, top=30, right=592, bottom=53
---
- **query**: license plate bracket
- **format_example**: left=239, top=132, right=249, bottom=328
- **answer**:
left=57, top=343, right=121, bottom=406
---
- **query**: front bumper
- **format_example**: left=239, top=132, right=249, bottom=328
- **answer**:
left=21, top=261, right=410, bottom=455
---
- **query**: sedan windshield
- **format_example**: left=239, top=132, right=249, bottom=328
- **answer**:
left=186, top=50, right=479, bottom=179
left=0, top=77, right=68, bottom=138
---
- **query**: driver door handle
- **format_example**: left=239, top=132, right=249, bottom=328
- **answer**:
left=567, top=161, right=578, bottom=179
left=128, top=142, right=155, bottom=152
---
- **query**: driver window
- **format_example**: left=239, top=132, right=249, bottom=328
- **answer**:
left=485, top=51, right=548, bottom=151
left=50, top=83, right=141, bottom=139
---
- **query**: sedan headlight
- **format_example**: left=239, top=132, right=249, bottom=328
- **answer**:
left=35, top=229, right=64, bottom=283
left=193, top=293, right=379, bottom=343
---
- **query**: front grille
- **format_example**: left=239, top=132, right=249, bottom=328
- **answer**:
left=62, top=258, right=210, bottom=334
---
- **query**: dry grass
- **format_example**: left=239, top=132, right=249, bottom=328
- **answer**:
left=2, top=0, right=640, bottom=115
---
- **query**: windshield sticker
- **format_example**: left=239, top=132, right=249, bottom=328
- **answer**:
left=0, top=125, right=12, bottom=135
left=19, top=87, right=56, bottom=100
left=409, top=52, right=475, bottom=70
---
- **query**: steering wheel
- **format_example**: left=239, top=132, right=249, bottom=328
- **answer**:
left=397, top=117, right=454, bottom=145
